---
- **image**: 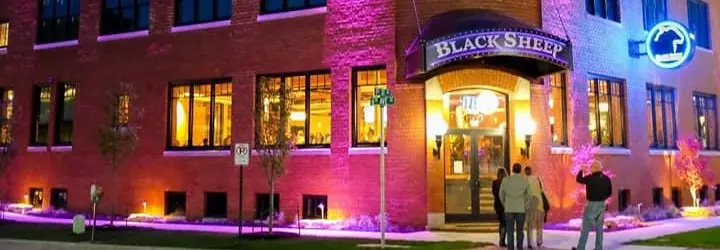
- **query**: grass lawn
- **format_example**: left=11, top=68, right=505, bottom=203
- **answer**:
left=0, top=221, right=489, bottom=250
left=632, top=226, right=720, bottom=249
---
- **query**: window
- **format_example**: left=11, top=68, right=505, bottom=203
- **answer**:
left=168, top=79, right=232, bottom=150
left=643, top=0, right=667, bottom=30
left=618, top=189, right=630, bottom=212
left=117, top=94, right=130, bottom=126
left=204, top=192, right=227, bottom=218
left=258, top=72, right=331, bottom=148
left=586, top=0, right=620, bottom=22
left=647, top=85, right=676, bottom=149
left=692, top=93, right=718, bottom=150
left=588, top=77, right=626, bottom=147
left=101, top=0, right=150, bottom=35
left=29, top=187, right=44, bottom=208
left=255, top=193, right=279, bottom=220
left=302, top=195, right=327, bottom=219
left=0, top=21, right=8, bottom=48
left=50, top=188, right=68, bottom=209
left=55, top=83, right=75, bottom=145
left=671, top=187, right=681, bottom=207
left=715, top=184, right=720, bottom=203
left=164, top=191, right=187, bottom=216
left=353, top=67, right=388, bottom=147
left=687, top=0, right=711, bottom=49
left=652, top=187, right=664, bottom=206
left=261, top=0, right=327, bottom=14
left=549, top=73, right=568, bottom=146
left=0, top=89, right=14, bottom=145
left=31, top=86, right=51, bottom=146
left=37, top=0, right=80, bottom=44
left=175, top=0, right=231, bottom=26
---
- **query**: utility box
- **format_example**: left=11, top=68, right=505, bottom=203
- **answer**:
left=73, top=215, right=86, bottom=234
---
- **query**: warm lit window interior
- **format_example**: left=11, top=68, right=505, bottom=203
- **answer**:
left=446, top=89, right=507, bottom=130
left=646, top=85, right=676, bottom=149
left=354, top=68, right=387, bottom=146
left=32, top=86, right=51, bottom=145
left=0, top=89, right=13, bottom=144
left=170, top=80, right=232, bottom=149
left=117, top=94, right=130, bottom=126
left=693, top=93, right=718, bottom=150
left=588, top=78, right=626, bottom=147
left=548, top=73, right=567, bottom=146
left=0, top=22, right=8, bottom=48
left=56, top=83, right=75, bottom=145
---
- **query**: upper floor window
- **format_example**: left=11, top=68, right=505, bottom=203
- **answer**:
left=588, top=77, right=626, bottom=147
left=55, top=83, right=75, bottom=145
left=688, top=0, right=711, bottom=49
left=258, top=72, right=332, bottom=148
left=548, top=73, right=568, bottom=146
left=0, top=89, right=14, bottom=145
left=117, top=94, right=130, bottom=126
left=261, top=0, right=327, bottom=14
left=101, top=0, right=150, bottom=35
left=168, top=79, right=232, bottom=150
left=37, top=0, right=80, bottom=44
left=353, top=67, right=387, bottom=147
left=31, top=86, right=52, bottom=146
left=175, top=0, right=231, bottom=26
left=586, top=0, right=620, bottom=23
left=646, top=85, right=676, bottom=149
left=692, top=92, right=718, bottom=150
left=643, top=0, right=667, bottom=30
left=0, top=21, right=8, bottom=48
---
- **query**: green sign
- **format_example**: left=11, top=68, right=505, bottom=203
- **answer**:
left=370, top=88, right=395, bottom=107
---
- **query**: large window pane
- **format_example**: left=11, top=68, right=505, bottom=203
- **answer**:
left=288, top=76, right=306, bottom=146
left=0, top=89, right=14, bottom=145
left=169, top=80, right=232, bottom=150
left=309, top=74, right=331, bottom=145
left=648, top=85, right=677, bottom=148
left=261, top=0, right=327, bottom=14
left=55, top=83, right=75, bottom=145
left=191, top=84, right=211, bottom=147
left=589, top=78, right=626, bottom=147
left=32, top=86, right=52, bottom=145
left=0, top=22, right=8, bottom=48
left=37, top=0, right=79, bottom=43
left=171, top=86, right=190, bottom=147
left=693, top=93, right=718, bottom=150
left=213, top=83, right=232, bottom=147
left=354, top=68, right=387, bottom=146
left=688, top=0, right=711, bottom=49
left=175, top=0, right=231, bottom=25
left=549, top=73, right=567, bottom=146
left=587, top=0, right=620, bottom=23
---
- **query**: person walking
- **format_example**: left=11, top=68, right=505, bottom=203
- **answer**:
left=524, top=166, right=545, bottom=249
left=492, top=168, right=508, bottom=247
left=572, top=161, right=613, bottom=250
left=500, top=163, right=531, bottom=250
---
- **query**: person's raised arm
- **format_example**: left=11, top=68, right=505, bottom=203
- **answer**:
left=576, top=171, right=587, bottom=184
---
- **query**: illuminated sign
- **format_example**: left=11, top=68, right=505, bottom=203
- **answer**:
left=646, top=20, right=695, bottom=69
left=425, top=30, right=572, bottom=72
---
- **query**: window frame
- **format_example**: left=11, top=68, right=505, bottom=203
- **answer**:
left=352, top=65, right=388, bottom=148
left=692, top=92, right=719, bottom=150
left=549, top=73, right=568, bottom=146
left=256, top=70, right=332, bottom=149
left=174, top=0, right=232, bottom=26
left=652, top=187, right=664, bottom=207
left=687, top=0, right=712, bottom=49
left=586, top=0, right=621, bottom=23
left=30, top=85, right=51, bottom=146
left=646, top=84, right=677, bottom=149
left=260, top=0, right=327, bottom=15
left=588, top=75, right=627, bottom=148
left=54, top=82, right=75, bottom=146
left=0, top=88, right=14, bottom=145
left=642, top=0, right=667, bottom=30
left=166, top=77, right=233, bottom=151
left=302, top=194, right=328, bottom=219
left=100, top=0, right=150, bottom=35
left=0, top=20, right=9, bottom=48
left=36, top=0, right=81, bottom=44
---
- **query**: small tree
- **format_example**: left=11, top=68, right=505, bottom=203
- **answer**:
left=97, top=83, right=140, bottom=226
left=674, top=137, right=715, bottom=207
left=254, top=77, right=295, bottom=234
left=0, top=91, right=18, bottom=220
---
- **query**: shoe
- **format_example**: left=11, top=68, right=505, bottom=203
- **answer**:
left=499, top=243, right=507, bottom=247
left=537, top=243, right=542, bottom=247
left=528, top=246, right=533, bottom=249
left=571, top=248, right=577, bottom=250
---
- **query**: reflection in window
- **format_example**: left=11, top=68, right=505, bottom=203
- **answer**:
left=0, top=22, right=8, bottom=48
left=260, top=72, right=331, bottom=147
left=548, top=73, right=567, bottom=146
left=693, top=93, right=718, bottom=150
left=37, top=0, right=80, bottom=44
left=31, top=86, right=52, bottom=145
left=176, top=0, right=231, bottom=26
left=588, top=77, right=625, bottom=147
left=55, top=83, right=75, bottom=145
left=447, top=89, right=507, bottom=130
left=260, top=0, right=327, bottom=14
left=169, top=79, right=232, bottom=149
left=0, top=89, right=13, bottom=145
left=353, top=68, right=387, bottom=146
left=101, top=0, right=150, bottom=35
left=647, top=85, right=676, bottom=149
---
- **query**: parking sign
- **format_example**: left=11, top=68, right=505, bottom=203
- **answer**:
left=234, top=143, right=250, bottom=166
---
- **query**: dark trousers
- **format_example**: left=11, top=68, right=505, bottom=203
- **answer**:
left=496, top=210, right=506, bottom=245
left=505, top=212, right=526, bottom=250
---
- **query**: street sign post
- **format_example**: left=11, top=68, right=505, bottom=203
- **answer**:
left=233, top=143, right=250, bottom=244
left=89, top=184, right=103, bottom=243
left=369, top=87, right=395, bottom=248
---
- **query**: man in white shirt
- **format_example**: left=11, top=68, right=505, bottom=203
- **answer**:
left=524, top=166, right=545, bottom=249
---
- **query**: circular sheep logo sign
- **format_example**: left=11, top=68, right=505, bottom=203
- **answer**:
left=646, top=20, right=695, bottom=69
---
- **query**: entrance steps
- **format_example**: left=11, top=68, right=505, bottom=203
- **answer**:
left=430, top=222, right=500, bottom=233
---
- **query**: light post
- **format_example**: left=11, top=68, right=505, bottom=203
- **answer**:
left=370, top=87, right=394, bottom=248
left=517, top=114, right=536, bottom=159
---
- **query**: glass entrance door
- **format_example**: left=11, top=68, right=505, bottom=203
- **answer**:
left=444, top=129, right=507, bottom=222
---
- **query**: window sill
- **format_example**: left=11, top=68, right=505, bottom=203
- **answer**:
left=51, top=146, right=72, bottom=152
left=257, top=7, right=327, bottom=22
left=649, top=149, right=678, bottom=156
left=251, top=148, right=332, bottom=156
left=27, top=146, right=47, bottom=153
left=0, top=48, right=6, bottom=55
left=699, top=151, right=720, bottom=157
left=349, top=147, right=388, bottom=155
left=171, top=20, right=231, bottom=33
left=33, top=40, right=79, bottom=50
left=594, top=147, right=631, bottom=155
left=163, top=150, right=231, bottom=157
left=97, top=30, right=149, bottom=42
left=551, top=147, right=573, bottom=155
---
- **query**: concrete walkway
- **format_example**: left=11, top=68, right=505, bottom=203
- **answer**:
left=3, top=212, right=720, bottom=250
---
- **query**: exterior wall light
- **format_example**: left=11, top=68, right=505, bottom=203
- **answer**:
left=517, top=114, right=536, bottom=158
left=428, top=116, right=448, bottom=160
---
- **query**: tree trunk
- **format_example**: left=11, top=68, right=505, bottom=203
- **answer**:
left=110, top=166, right=117, bottom=227
left=268, top=179, right=274, bottom=235
left=690, top=189, right=698, bottom=207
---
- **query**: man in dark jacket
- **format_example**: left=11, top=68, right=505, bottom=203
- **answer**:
left=573, top=161, right=612, bottom=250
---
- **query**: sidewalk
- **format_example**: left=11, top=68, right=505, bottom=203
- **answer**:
left=3, top=212, right=720, bottom=250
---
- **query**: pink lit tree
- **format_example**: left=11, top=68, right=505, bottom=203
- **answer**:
left=254, top=77, right=296, bottom=234
left=674, top=137, right=715, bottom=207
left=0, top=90, right=18, bottom=221
left=97, top=83, right=141, bottom=226
left=570, top=144, right=616, bottom=206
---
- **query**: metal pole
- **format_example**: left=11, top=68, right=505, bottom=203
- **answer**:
left=238, top=166, right=243, bottom=245
left=380, top=105, right=386, bottom=248
left=91, top=203, right=97, bottom=243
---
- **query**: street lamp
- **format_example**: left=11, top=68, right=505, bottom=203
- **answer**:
left=517, top=114, right=537, bottom=158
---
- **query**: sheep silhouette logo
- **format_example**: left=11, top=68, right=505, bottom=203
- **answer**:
left=646, top=20, right=695, bottom=69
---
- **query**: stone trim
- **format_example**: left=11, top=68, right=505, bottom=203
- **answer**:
left=27, top=146, right=48, bottom=153
left=348, top=147, right=388, bottom=155
left=33, top=40, right=79, bottom=50
left=594, top=147, right=631, bottom=155
left=170, top=20, right=231, bottom=34
left=551, top=146, right=573, bottom=155
left=97, top=30, right=149, bottom=42
left=163, top=150, right=231, bottom=157
left=257, top=7, right=327, bottom=22
left=50, top=146, right=72, bottom=152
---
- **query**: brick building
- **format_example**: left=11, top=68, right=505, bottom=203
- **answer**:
left=0, top=0, right=718, bottom=230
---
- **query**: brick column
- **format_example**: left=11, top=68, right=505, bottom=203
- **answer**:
left=77, top=0, right=100, bottom=63
left=530, top=80, right=552, bottom=170
left=149, top=0, right=173, bottom=35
